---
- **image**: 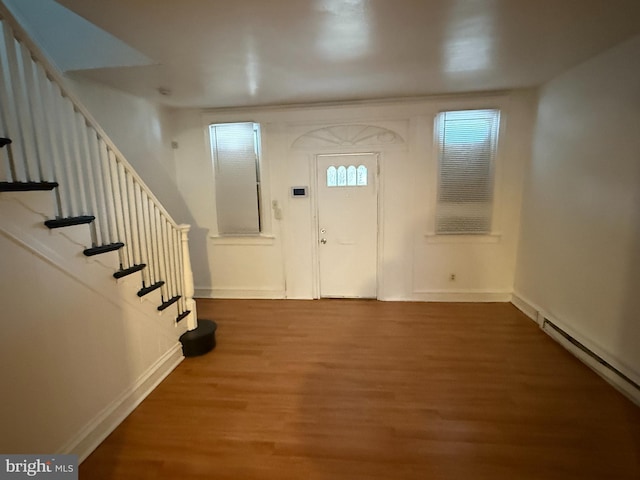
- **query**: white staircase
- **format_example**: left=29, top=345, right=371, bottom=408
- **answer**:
left=0, top=1, right=198, bottom=329
left=0, top=0, right=209, bottom=460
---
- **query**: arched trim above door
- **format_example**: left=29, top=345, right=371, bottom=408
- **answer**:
left=292, top=124, right=405, bottom=149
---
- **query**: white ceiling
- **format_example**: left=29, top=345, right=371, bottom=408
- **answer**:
left=56, top=0, right=640, bottom=109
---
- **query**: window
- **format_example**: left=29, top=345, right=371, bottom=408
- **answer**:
left=435, top=109, right=500, bottom=234
left=209, top=122, right=262, bottom=235
left=326, top=164, right=368, bottom=187
left=327, top=166, right=337, bottom=187
left=337, top=166, right=347, bottom=186
left=356, top=165, right=368, bottom=186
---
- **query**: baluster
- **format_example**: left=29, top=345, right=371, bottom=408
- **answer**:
left=77, top=118, right=102, bottom=245
left=140, top=191, right=154, bottom=287
left=28, top=60, right=53, bottom=181
left=65, top=105, right=89, bottom=215
left=54, top=95, right=82, bottom=216
left=0, top=145, right=9, bottom=182
left=174, top=228, right=186, bottom=313
left=153, top=206, right=168, bottom=298
left=171, top=225, right=180, bottom=303
left=86, top=130, right=111, bottom=245
left=179, top=225, right=198, bottom=330
left=163, top=216, right=174, bottom=300
left=0, top=77, right=10, bottom=181
left=98, top=139, right=118, bottom=244
left=34, top=64, right=68, bottom=217
left=162, top=216, right=176, bottom=299
left=0, top=129, right=8, bottom=183
left=116, top=161, right=134, bottom=263
left=40, top=80, right=75, bottom=217
left=170, top=225, right=180, bottom=303
left=18, top=41, right=45, bottom=180
left=0, top=23, right=29, bottom=181
left=134, top=184, right=150, bottom=282
left=108, top=151, right=130, bottom=268
left=148, top=197, right=162, bottom=288
left=125, top=172, right=141, bottom=268
left=0, top=21, right=12, bottom=181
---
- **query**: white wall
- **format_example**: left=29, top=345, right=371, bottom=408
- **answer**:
left=173, top=91, right=535, bottom=301
left=64, top=74, right=191, bottom=223
left=0, top=191, right=186, bottom=459
left=514, top=35, right=640, bottom=383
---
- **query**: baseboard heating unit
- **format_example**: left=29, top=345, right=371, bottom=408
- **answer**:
left=542, top=318, right=640, bottom=405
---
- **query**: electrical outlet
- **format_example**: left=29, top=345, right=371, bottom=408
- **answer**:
left=450, top=274, right=456, bottom=281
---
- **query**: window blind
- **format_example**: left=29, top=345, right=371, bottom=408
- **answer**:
left=435, top=109, right=500, bottom=234
left=210, top=122, right=261, bottom=235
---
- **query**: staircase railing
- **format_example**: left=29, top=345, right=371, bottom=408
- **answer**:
left=0, top=2, right=197, bottom=330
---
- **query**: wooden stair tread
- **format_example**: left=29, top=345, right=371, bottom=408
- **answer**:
left=137, top=281, right=164, bottom=297
left=158, top=296, right=181, bottom=311
left=0, top=181, right=59, bottom=192
left=83, top=242, right=124, bottom=257
left=45, top=215, right=95, bottom=229
left=176, top=310, right=191, bottom=323
left=113, top=264, right=146, bottom=279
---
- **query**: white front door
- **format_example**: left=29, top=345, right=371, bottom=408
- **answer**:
left=317, top=153, right=378, bottom=298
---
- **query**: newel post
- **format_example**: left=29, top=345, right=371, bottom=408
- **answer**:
left=177, top=225, right=217, bottom=357
left=178, top=224, right=198, bottom=331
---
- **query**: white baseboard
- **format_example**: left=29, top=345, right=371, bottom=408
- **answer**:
left=411, top=290, right=512, bottom=302
left=542, top=322, right=640, bottom=406
left=510, top=293, right=640, bottom=406
left=194, top=289, right=512, bottom=302
left=195, top=288, right=286, bottom=299
left=511, top=291, right=541, bottom=325
left=60, top=343, right=184, bottom=462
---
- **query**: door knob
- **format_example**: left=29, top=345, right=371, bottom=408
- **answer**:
left=320, top=238, right=327, bottom=244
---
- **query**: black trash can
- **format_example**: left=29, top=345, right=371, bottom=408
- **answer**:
left=179, top=319, right=217, bottom=357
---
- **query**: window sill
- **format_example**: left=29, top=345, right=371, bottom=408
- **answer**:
left=209, top=234, right=276, bottom=246
left=424, top=233, right=502, bottom=244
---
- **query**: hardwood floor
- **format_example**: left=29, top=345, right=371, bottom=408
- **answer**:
left=81, top=300, right=640, bottom=479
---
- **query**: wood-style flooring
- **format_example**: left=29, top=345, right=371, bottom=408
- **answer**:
left=80, top=299, right=640, bottom=479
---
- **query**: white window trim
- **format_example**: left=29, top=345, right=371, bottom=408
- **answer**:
left=203, top=118, right=273, bottom=237
left=209, top=234, right=276, bottom=246
left=424, top=233, right=502, bottom=244
left=427, top=106, right=506, bottom=239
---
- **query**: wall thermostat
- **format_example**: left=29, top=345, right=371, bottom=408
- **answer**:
left=291, top=186, right=308, bottom=198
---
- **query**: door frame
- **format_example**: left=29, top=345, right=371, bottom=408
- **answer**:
left=311, top=152, right=384, bottom=299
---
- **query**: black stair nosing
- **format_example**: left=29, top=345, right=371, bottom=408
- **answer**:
left=45, top=215, right=95, bottom=229
left=83, top=242, right=124, bottom=257
left=176, top=310, right=191, bottom=323
left=0, top=181, right=59, bottom=192
left=113, top=263, right=146, bottom=279
left=0, top=137, right=11, bottom=148
left=158, top=295, right=181, bottom=312
left=137, top=281, right=165, bottom=297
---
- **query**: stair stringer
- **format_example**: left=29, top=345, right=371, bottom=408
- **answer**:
left=0, top=191, right=182, bottom=318
left=0, top=190, right=189, bottom=457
